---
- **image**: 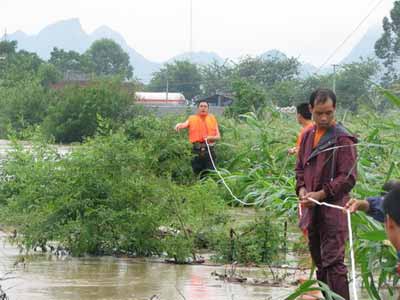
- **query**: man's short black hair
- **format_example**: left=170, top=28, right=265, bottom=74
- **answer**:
left=383, top=188, right=400, bottom=226
left=296, top=103, right=312, bottom=120
left=309, top=88, right=337, bottom=108
left=197, top=101, right=209, bottom=107
left=381, top=180, right=400, bottom=196
left=309, top=90, right=318, bottom=105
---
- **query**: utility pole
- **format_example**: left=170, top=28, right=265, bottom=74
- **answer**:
left=166, top=69, right=169, bottom=103
left=0, top=29, right=8, bottom=61
left=332, top=64, right=339, bottom=93
left=3, top=28, right=7, bottom=41
left=190, top=0, right=193, bottom=58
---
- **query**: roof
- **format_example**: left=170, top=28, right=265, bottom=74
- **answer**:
left=135, top=92, right=186, bottom=101
left=201, top=94, right=234, bottom=101
left=198, top=94, right=234, bottom=106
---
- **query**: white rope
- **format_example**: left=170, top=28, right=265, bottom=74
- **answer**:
left=317, top=142, right=386, bottom=154
left=307, top=197, right=358, bottom=300
left=347, top=207, right=358, bottom=300
left=204, top=138, right=358, bottom=298
left=205, top=140, right=264, bottom=206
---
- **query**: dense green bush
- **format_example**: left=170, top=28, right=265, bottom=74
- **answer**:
left=0, top=131, right=226, bottom=259
left=0, top=78, right=50, bottom=137
left=210, top=212, right=281, bottom=264
left=224, top=80, right=269, bottom=117
left=124, top=115, right=194, bottom=184
left=42, top=80, right=137, bottom=143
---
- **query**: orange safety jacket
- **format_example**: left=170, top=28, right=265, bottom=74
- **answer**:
left=188, top=114, right=218, bottom=143
left=296, top=123, right=314, bottom=153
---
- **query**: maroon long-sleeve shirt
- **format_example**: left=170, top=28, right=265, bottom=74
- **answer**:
left=295, top=123, right=358, bottom=230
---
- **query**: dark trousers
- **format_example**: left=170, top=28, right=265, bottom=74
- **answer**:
left=308, top=216, right=350, bottom=300
left=191, top=145, right=216, bottom=178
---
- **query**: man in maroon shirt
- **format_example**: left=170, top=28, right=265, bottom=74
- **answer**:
left=295, top=88, right=357, bottom=300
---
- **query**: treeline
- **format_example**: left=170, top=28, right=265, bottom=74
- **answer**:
left=0, top=39, right=139, bottom=142
left=1, top=16, right=400, bottom=143
left=0, top=37, right=385, bottom=142
left=147, top=56, right=382, bottom=114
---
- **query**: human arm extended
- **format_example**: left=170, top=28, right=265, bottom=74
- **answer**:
left=345, top=197, right=384, bottom=222
left=205, top=125, right=220, bottom=142
left=175, top=120, right=189, bottom=132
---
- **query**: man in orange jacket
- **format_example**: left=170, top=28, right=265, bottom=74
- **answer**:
left=175, top=101, right=221, bottom=177
left=288, top=102, right=313, bottom=155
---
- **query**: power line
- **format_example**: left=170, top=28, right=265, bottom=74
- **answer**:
left=316, top=0, right=386, bottom=73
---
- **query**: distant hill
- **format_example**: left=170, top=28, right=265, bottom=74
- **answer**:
left=300, top=63, right=319, bottom=77
left=5, top=18, right=360, bottom=82
left=167, top=51, right=224, bottom=65
left=10, top=19, right=89, bottom=56
left=260, top=49, right=288, bottom=60
left=260, top=49, right=322, bottom=77
left=341, top=24, right=382, bottom=64
left=259, top=26, right=387, bottom=75
left=88, top=25, right=160, bottom=82
left=5, top=18, right=160, bottom=82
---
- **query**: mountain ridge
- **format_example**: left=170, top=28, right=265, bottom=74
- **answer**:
left=3, top=18, right=382, bottom=82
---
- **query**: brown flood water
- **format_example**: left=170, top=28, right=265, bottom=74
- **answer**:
left=0, top=238, right=297, bottom=300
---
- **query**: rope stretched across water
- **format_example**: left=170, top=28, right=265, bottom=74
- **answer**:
left=204, top=140, right=358, bottom=299
left=205, top=139, right=265, bottom=206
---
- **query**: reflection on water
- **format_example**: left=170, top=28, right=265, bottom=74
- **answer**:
left=0, top=140, right=72, bottom=160
left=0, top=239, right=292, bottom=300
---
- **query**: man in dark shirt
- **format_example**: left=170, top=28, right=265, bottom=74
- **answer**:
left=383, top=188, right=400, bottom=277
left=296, top=88, right=357, bottom=300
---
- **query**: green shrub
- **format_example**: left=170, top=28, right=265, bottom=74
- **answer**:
left=0, top=132, right=226, bottom=258
left=0, top=79, right=50, bottom=137
left=42, top=80, right=137, bottom=143
left=210, top=212, right=282, bottom=264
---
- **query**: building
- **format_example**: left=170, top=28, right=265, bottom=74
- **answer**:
left=135, top=92, right=186, bottom=106
left=198, top=94, right=234, bottom=107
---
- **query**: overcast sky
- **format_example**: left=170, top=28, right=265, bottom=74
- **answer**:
left=0, top=0, right=395, bottom=66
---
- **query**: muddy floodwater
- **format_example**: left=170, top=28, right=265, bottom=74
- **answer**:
left=0, top=237, right=300, bottom=300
